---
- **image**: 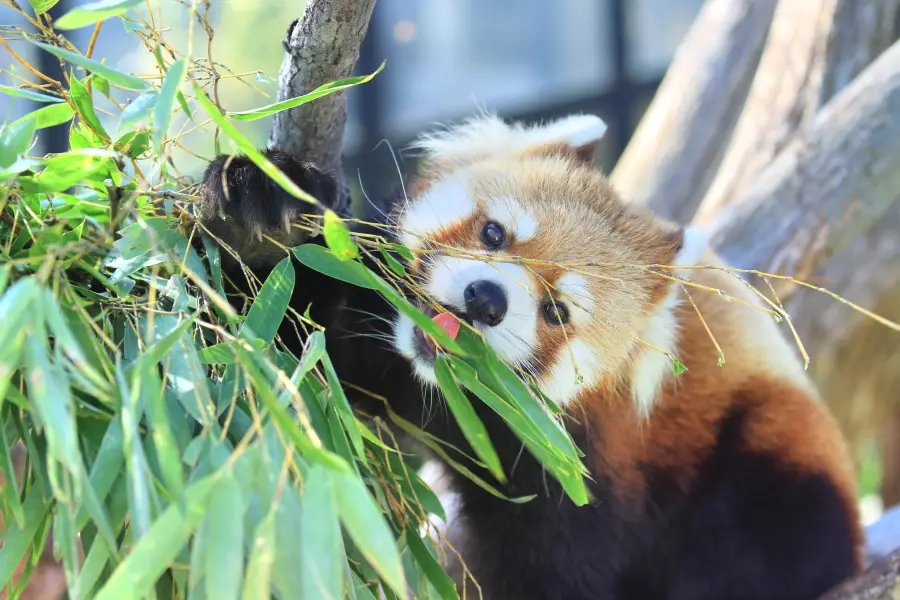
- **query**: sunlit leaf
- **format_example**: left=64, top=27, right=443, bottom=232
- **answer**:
left=434, top=358, right=504, bottom=482
left=55, top=0, right=144, bottom=30
left=324, top=210, right=359, bottom=260
left=153, top=58, right=188, bottom=154
left=203, top=472, right=245, bottom=600
left=333, top=470, right=407, bottom=598
left=240, top=257, right=294, bottom=343
left=0, top=117, right=37, bottom=168
left=12, top=103, right=75, bottom=130
left=28, top=0, right=59, bottom=14
left=93, top=476, right=216, bottom=600
left=228, top=62, right=384, bottom=121
left=29, top=41, right=150, bottom=90
left=299, top=465, right=343, bottom=599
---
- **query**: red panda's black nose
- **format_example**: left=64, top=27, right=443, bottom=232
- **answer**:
left=464, top=280, right=507, bottom=327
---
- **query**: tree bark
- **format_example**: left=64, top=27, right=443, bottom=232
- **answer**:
left=268, top=0, right=377, bottom=183
left=610, top=0, right=778, bottom=224
left=821, top=547, right=900, bottom=599
left=705, top=38, right=900, bottom=294
left=696, top=0, right=900, bottom=222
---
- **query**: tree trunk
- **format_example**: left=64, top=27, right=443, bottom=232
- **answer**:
left=696, top=0, right=900, bottom=223
left=821, top=547, right=900, bottom=599
left=705, top=38, right=900, bottom=297
left=268, top=0, right=377, bottom=183
left=610, top=0, right=778, bottom=224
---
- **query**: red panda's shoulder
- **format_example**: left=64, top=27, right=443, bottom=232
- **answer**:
left=573, top=259, right=864, bottom=567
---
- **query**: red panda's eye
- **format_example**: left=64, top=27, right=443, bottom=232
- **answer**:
left=542, top=301, right=569, bottom=326
left=481, top=221, right=505, bottom=248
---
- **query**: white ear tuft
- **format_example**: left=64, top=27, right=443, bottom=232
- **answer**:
left=523, top=114, right=608, bottom=151
left=409, top=113, right=609, bottom=170
left=672, top=226, right=709, bottom=268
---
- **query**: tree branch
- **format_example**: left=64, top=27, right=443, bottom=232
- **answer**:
left=268, top=0, right=377, bottom=183
left=706, top=38, right=900, bottom=294
left=610, top=0, right=778, bottom=224
left=696, top=0, right=900, bottom=222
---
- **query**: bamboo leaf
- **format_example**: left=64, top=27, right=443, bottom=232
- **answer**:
left=299, top=465, right=343, bottom=600
left=55, top=0, right=144, bottom=29
left=29, top=41, right=150, bottom=90
left=153, top=58, right=188, bottom=154
left=333, top=470, right=407, bottom=598
left=434, top=357, right=504, bottom=482
left=241, top=257, right=295, bottom=343
left=93, top=476, right=216, bottom=600
left=229, top=63, right=384, bottom=121
left=203, top=472, right=245, bottom=600
left=324, top=210, right=359, bottom=260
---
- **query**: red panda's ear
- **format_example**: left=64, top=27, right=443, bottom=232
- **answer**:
left=520, top=114, right=608, bottom=166
left=662, top=226, right=708, bottom=268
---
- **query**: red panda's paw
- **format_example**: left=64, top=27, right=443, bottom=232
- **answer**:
left=196, top=150, right=340, bottom=269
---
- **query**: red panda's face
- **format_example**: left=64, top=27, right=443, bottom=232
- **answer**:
left=390, top=115, right=702, bottom=409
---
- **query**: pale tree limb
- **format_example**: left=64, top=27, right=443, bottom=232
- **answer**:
left=268, top=0, right=377, bottom=184
left=610, top=0, right=778, bottom=224
left=696, top=0, right=900, bottom=222
left=705, top=38, right=900, bottom=286
left=821, top=547, right=900, bottom=600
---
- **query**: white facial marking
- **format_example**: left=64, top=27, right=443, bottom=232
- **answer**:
left=426, top=256, right=538, bottom=366
left=631, top=226, right=709, bottom=417
left=392, top=313, right=439, bottom=386
left=538, top=339, right=603, bottom=407
left=484, top=196, right=538, bottom=242
left=401, top=173, right=476, bottom=251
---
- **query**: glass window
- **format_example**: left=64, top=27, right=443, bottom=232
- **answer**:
left=371, top=0, right=615, bottom=140
left=625, top=0, right=704, bottom=82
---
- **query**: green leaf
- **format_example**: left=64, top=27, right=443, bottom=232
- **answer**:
left=241, top=510, right=276, bottom=600
left=114, top=130, right=150, bottom=158
left=0, top=486, right=51, bottom=587
left=204, top=472, right=245, bottom=600
left=55, top=0, right=144, bottom=30
left=27, top=149, right=113, bottom=193
left=28, top=0, right=59, bottom=13
left=12, top=103, right=75, bottom=130
left=299, top=465, right=343, bottom=600
left=389, top=243, right=415, bottom=263
left=293, top=244, right=377, bottom=289
left=119, top=90, right=157, bottom=131
left=404, top=527, right=460, bottom=600
left=434, top=358, right=505, bottom=482
left=0, top=426, right=24, bottom=528
left=139, top=355, right=185, bottom=502
left=333, top=470, right=407, bottom=598
left=29, top=41, right=150, bottom=90
left=0, top=85, right=63, bottom=104
left=672, top=357, right=688, bottom=375
left=70, top=76, right=109, bottom=139
left=380, top=245, right=406, bottom=276
left=0, top=117, right=37, bottom=168
left=229, top=63, right=384, bottom=121
left=324, top=210, right=359, bottom=260
left=322, top=354, right=365, bottom=462
left=241, top=257, right=295, bottom=343
left=92, top=74, right=111, bottom=97
left=197, top=339, right=266, bottom=364
left=153, top=58, right=188, bottom=154
left=93, top=476, right=216, bottom=600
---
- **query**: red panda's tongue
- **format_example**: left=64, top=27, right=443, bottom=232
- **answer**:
left=432, top=312, right=460, bottom=341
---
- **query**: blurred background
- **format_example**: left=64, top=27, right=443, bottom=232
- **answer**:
left=0, top=0, right=702, bottom=196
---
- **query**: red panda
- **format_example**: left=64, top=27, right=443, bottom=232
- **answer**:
left=198, top=113, right=863, bottom=600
